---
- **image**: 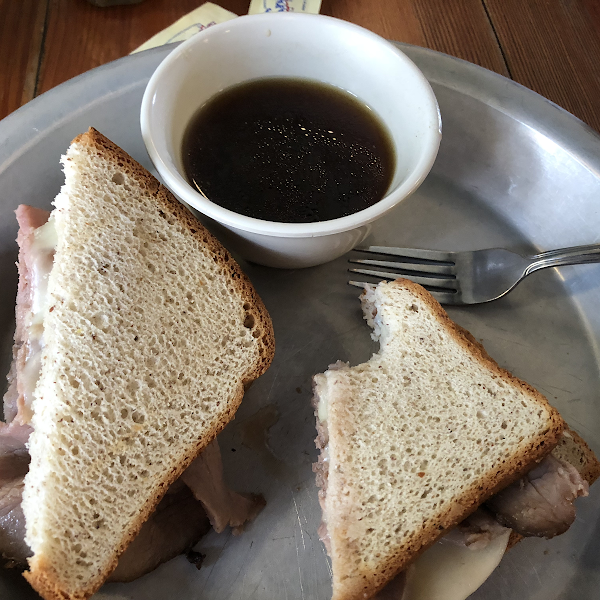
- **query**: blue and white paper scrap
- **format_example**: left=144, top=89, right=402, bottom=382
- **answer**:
left=248, top=0, right=322, bottom=14
left=132, top=0, right=321, bottom=54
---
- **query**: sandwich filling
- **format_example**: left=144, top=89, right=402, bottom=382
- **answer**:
left=4, top=206, right=56, bottom=426
left=394, top=510, right=511, bottom=600
left=312, top=282, right=591, bottom=600
left=314, top=381, right=589, bottom=600
left=1, top=206, right=262, bottom=579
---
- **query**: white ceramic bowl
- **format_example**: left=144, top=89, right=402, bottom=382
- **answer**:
left=141, top=13, right=441, bottom=268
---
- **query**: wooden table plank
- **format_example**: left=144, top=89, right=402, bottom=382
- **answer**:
left=326, top=0, right=427, bottom=47
left=413, top=0, right=508, bottom=76
left=37, top=0, right=252, bottom=96
left=2, top=0, right=600, bottom=137
left=0, top=0, right=47, bottom=118
left=327, top=0, right=509, bottom=76
left=484, top=0, right=600, bottom=133
left=38, top=0, right=507, bottom=97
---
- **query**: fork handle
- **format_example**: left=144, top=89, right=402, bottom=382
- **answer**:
left=526, top=244, right=600, bottom=274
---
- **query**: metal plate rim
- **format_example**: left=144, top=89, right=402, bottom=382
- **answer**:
left=2, top=42, right=600, bottom=180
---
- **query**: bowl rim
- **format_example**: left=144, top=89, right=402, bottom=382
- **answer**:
left=140, top=12, right=442, bottom=239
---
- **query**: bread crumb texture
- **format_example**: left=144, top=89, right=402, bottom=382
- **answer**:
left=316, top=279, right=563, bottom=600
left=21, top=129, right=274, bottom=600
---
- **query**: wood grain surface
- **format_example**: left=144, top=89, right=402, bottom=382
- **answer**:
left=484, top=0, right=600, bottom=132
left=37, top=0, right=251, bottom=94
left=2, top=0, right=600, bottom=134
left=0, top=0, right=47, bottom=118
left=328, top=0, right=508, bottom=75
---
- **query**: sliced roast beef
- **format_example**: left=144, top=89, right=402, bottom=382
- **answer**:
left=0, top=438, right=260, bottom=578
left=3, top=358, right=19, bottom=424
left=0, top=421, right=31, bottom=460
left=108, top=483, right=211, bottom=582
left=13, top=205, right=51, bottom=349
left=0, top=477, right=29, bottom=565
left=0, top=436, right=263, bottom=574
left=181, top=439, right=265, bottom=533
left=0, top=205, right=47, bottom=565
left=0, top=476, right=210, bottom=579
left=1, top=206, right=264, bottom=580
left=4, top=206, right=53, bottom=426
left=0, top=434, right=262, bottom=575
left=486, top=453, right=588, bottom=538
left=0, top=425, right=31, bottom=566
left=446, top=508, right=511, bottom=550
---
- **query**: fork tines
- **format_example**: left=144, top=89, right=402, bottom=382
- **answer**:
left=348, top=246, right=459, bottom=303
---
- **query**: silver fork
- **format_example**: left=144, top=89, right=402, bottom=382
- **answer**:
left=348, top=244, right=600, bottom=305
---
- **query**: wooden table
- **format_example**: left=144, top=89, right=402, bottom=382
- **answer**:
left=2, top=0, right=600, bottom=134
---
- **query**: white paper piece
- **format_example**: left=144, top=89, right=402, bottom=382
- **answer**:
left=248, top=0, right=322, bottom=15
left=132, top=2, right=237, bottom=53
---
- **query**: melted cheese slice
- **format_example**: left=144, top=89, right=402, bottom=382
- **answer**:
left=30, top=215, right=58, bottom=326
left=21, top=215, right=57, bottom=421
left=400, top=529, right=511, bottom=600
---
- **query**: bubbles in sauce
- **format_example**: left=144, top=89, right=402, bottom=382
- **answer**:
left=182, top=78, right=395, bottom=223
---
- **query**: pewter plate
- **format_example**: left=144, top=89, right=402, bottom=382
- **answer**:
left=1, top=43, right=600, bottom=600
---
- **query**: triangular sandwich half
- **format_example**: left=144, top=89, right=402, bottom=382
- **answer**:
left=313, top=279, right=569, bottom=600
left=15, top=128, right=274, bottom=600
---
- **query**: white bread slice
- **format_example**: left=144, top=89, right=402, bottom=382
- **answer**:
left=313, top=279, right=564, bottom=600
left=21, top=129, right=275, bottom=600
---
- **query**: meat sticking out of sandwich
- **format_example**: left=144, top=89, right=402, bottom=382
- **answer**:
left=0, top=208, right=263, bottom=579
left=312, top=279, right=599, bottom=600
left=0, top=128, right=275, bottom=600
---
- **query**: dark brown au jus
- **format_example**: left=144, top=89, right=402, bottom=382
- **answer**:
left=182, top=78, right=395, bottom=223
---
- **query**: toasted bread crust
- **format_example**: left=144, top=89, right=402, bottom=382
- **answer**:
left=23, top=129, right=275, bottom=600
left=324, top=279, right=565, bottom=600
left=552, top=427, right=600, bottom=485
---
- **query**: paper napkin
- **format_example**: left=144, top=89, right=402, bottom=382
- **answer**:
left=132, top=0, right=321, bottom=54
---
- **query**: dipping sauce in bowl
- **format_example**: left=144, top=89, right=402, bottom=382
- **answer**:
left=141, top=13, right=441, bottom=268
left=182, top=78, right=395, bottom=223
